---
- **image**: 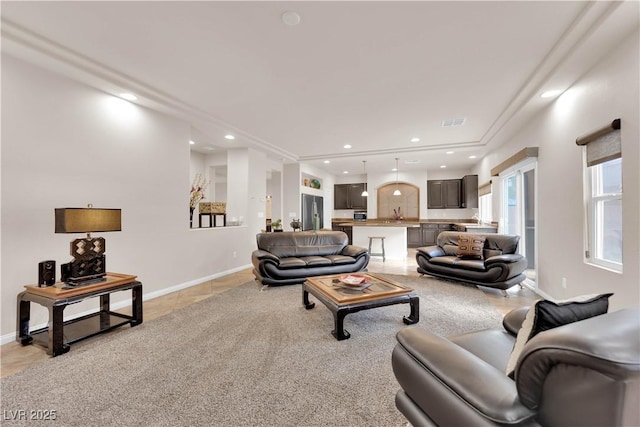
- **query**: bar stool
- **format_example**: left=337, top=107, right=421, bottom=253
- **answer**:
left=368, top=236, right=386, bottom=262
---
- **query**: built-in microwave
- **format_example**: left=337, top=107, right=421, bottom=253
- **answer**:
left=353, top=211, right=367, bottom=221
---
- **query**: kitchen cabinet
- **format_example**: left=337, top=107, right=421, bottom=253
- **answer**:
left=461, top=175, right=479, bottom=208
left=418, top=223, right=453, bottom=246
left=332, top=222, right=353, bottom=244
left=334, top=183, right=367, bottom=210
left=428, top=175, right=478, bottom=209
left=427, top=180, right=461, bottom=209
left=407, top=227, right=422, bottom=248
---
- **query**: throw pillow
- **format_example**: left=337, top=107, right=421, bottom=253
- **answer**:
left=505, top=293, right=613, bottom=378
left=457, top=234, right=486, bottom=260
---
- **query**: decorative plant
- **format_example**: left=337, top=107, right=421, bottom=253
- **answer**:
left=290, top=219, right=301, bottom=230
left=393, top=207, right=404, bottom=221
left=272, top=219, right=283, bottom=230
left=189, top=173, right=209, bottom=209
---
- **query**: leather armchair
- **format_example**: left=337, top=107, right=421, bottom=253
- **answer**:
left=392, top=307, right=640, bottom=427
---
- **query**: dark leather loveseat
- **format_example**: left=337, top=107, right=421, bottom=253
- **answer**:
left=416, top=231, right=527, bottom=295
left=392, top=306, right=640, bottom=427
left=251, top=230, right=369, bottom=286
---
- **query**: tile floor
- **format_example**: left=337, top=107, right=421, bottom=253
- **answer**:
left=1, top=250, right=537, bottom=378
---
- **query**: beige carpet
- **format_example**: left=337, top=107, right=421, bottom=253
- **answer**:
left=1, top=274, right=503, bottom=426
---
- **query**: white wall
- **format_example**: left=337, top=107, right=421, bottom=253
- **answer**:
left=1, top=55, right=253, bottom=338
left=473, top=29, right=640, bottom=310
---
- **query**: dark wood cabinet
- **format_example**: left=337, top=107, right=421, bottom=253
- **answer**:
left=332, top=222, right=353, bottom=244
left=407, top=227, right=422, bottom=248
left=461, top=175, right=479, bottom=208
left=428, top=175, right=478, bottom=209
left=421, top=224, right=439, bottom=246
left=419, top=223, right=453, bottom=246
left=334, top=183, right=367, bottom=210
left=427, top=180, right=461, bottom=209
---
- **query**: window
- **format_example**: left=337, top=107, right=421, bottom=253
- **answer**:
left=500, top=159, right=537, bottom=285
left=577, top=118, right=622, bottom=272
left=477, top=181, right=492, bottom=224
left=586, top=157, right=622, bottom=271
left=478, top=193, right=492, bottom=224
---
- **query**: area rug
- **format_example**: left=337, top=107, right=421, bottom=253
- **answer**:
left=1, top=274, right=503, bottom=426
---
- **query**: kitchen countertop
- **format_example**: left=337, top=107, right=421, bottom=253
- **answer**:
left=332, top=219, right=497, bottom=229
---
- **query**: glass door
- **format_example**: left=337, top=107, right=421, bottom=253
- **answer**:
left=500, top=160, right=537, bottom=285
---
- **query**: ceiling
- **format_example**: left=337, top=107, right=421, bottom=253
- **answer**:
left=2, top=1, right=638, bottom=176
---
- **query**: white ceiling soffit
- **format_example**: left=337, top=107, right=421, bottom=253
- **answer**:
left=1, top=1, right=637, bottom=173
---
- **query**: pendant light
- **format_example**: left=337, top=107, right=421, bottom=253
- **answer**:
left=361, top=160, right=369, bottom=197
left=393, top=158, right=402, bottom=196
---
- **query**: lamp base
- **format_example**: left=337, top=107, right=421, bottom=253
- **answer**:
left=61, top=254, right=106, bottom=285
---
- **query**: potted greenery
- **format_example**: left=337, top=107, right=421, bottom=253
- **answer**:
left=272, top=219, right=283, bottom=232
left=290, top=219, right=301, bottom=231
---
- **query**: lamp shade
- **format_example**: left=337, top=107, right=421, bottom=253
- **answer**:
left=55, top=208, right=121, bottom=233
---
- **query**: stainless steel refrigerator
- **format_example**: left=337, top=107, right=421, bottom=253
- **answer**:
left=302, top=194, right=323, bottom=231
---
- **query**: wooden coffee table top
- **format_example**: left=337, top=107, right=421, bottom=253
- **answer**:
left=304, top=273, right=413, bottom=304
left=23, top=272, right=138, bottom=299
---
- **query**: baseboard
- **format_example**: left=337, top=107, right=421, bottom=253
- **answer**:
left=0, top=263, right=252, bottom=346
left=521, top=278, right=550, bottom=300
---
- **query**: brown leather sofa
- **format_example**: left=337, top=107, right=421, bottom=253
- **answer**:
left=416, top=231, right=527, bottom=294
left=392, top=306, right=640, bottom=427
left=251, top=230, right=369, bottom=286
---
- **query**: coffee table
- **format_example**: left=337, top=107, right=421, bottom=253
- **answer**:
left=302, top=273, right=419, bottom=340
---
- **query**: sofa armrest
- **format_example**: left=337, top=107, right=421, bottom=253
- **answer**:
left=252, top=249, right=279, bottom=264
left=502, top=306, right=530, bottom=336
left=341, top=245, right=368, bottom=257
left=393, top=328, right=535, bottom=425
left=485, top=253, right=525, bottom=266
left=416, top=245, right=445, bottom=259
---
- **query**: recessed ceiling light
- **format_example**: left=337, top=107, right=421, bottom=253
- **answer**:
left=410, top=137, right=420, bottom=143
left=343, top=144, right=352, bottom=149
left=204, top=147, right=215, bottom=151
left=446, top=151, right=454, bottom=155
left=392, top=168, right=397, bottom=172
left=440, top=165, right=447, bottom=168
left=225, top=134, right=235, bottom=140
left=469, top=155, right=477, bottom=159
left=323, top=160, right=331, bottom=164
left=189, top=140, right=195, bottom=145
left=541, top=90, right=562, bottom=98
left=343, top=171, right=349, bottom=174
left=119, top=93, right=137, bottom=101
left=282, top=11, right=301, bottom=26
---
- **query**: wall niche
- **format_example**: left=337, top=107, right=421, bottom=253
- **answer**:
left=377, top=183, right=419, bottom=220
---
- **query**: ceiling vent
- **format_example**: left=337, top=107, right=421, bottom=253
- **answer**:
left=442, top=117, right=466, bottom=127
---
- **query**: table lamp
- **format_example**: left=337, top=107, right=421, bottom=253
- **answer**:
left=55, top=204, right=121, bottom=286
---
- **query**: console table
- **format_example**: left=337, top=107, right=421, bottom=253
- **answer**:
left=199, top=213, right=226, bottom=227
left=16, top=273, right=142, bottom=357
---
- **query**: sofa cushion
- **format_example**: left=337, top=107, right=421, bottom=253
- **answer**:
left=325, top=254, right=358, bottom=265
left=300, top=256, right=332, bottom=266
left=278, top=258, right=307, bottom=269
left=458, top=234, right=486, bottom=260
left=505, top=293, right=613, bottom=378
left=442, top=244, right=459, bottom=256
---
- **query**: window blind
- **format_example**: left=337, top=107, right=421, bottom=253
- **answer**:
left=576, top=119, right=621, bottom=167
left=478, top=181, right=492, bottom=196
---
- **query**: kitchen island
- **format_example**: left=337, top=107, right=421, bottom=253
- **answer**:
left=339, top=221, right=420, bottom=261
left=333, top=218, right=498, bottom=256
